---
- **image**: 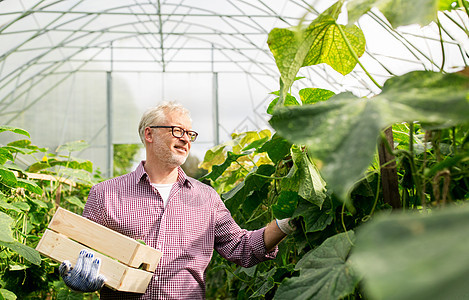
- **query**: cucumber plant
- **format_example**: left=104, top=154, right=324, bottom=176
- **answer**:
left=203, top=0, right=469, bottom=299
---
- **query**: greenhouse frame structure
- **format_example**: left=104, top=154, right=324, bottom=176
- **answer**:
left=1, top=0, right=467, bottom=176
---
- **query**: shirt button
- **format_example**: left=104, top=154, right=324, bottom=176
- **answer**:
left=154, top=275, right=158, bottom=281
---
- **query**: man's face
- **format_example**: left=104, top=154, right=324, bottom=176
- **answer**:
left=149, top=111, right=192, bottom=167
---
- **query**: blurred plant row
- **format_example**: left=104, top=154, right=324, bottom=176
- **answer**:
left=202, top=0, right=469, bottom=299
left=0, top=126, right=103, bottom=300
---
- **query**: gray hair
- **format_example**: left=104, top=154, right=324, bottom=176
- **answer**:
left=138, top=101, right=191, bottom=144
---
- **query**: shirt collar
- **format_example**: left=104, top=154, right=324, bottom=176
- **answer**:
left=135, top=161, right=147, bottom=184
left=135, top=160, right=192, bottom=188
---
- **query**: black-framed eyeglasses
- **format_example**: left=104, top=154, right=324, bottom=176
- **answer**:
left=149, top=125, right=198, bottom=142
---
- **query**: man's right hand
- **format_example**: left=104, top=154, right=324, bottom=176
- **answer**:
left=276, top=218, right=297, bottom=235
left=59, top=249, right=106, bottom=292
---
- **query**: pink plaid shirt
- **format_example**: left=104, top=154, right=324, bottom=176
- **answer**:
left=83, top=161, right=277, bottom=299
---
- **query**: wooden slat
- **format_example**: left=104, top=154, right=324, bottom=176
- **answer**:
left=13, top=171, right=76, bottom=187
left=48, top=207, right=162, bottom=272
left=36, top=229, right=153, bottom=293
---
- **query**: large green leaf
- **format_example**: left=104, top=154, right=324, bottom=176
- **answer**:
left=233, top=130, right=271, bottom=153
left=257, top=134, right=292, bottom=164
left=63, top=195, right=85, bottom=209
left=30, top=158, right=94, bottom=173
left=249, top=267, right=278, bottom=298
left=7, top=139, right=47, bottom=152
left=222, top=164, right=276, bottom=211
left=293, top=199, right=333, bottom=233
left=251, top=277, right=275, bottom=298
left=267, top=2, right=365, bottom=106
left=242, top=136, right=270, bottom=152
left=29, top=197, right=48, bottom=209
left=291, top=145, right=327, bottom=208
left=347, top=0, right=459, bottom=28
left=0, top=126, right=30, bottom=138
left=12, top=202, right=30, bottom=212
left=272, top=191, right=299, bottom=219
left=267, top=94, right=301, bottom=114
left=0, top=148, right=14, bottom=165
left=0, top=212, right=15, bottom=243
left=0, top=199, right=22, bottom=213
left=274, top=231, right=359, bottom=300
left=0, top=240, right=41, bottom=266
left=26, top=162, right=50, bottom=173
left=200, top=144, right=226, bottom=167
left=0, top=288, right=17, bottom=300
left=201, top=151, right=248, bottom=182
left=351, top=204, right=469, bottom=300
left=241, top=187, right=267, bottom=219
left=0, top=167, right=17, bottom=187
left=299, top=88, right=336, bottom=105
left=15, top=178, right=43, bottom=195
left=270, top=70, right=469, bottom=201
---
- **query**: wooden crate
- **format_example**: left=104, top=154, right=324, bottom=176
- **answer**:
left=36, top=207, right=162, bottom=293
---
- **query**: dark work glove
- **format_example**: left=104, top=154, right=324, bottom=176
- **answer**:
left=59, top=249, right=106, bottom=292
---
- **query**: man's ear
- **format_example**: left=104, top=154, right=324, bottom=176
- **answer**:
left=144, top=127, right=154, bottom=143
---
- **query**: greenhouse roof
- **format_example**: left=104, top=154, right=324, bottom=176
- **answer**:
left=1, top=0, right=468, bottom=175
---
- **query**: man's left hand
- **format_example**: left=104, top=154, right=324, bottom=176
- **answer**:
left=59, top=249, right=106, bottom=292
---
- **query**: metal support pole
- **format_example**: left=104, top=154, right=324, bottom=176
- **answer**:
left=106, top=71, right=113, bottom=178
left=211, top=44, right=219, bottom=146
left=212, top=72, right=219, bottom=146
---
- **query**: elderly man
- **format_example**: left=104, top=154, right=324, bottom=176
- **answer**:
left=59, top=101, right=294, bottom=299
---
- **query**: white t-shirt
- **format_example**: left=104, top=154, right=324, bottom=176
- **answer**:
left=151, top=183, right=174, bottom=208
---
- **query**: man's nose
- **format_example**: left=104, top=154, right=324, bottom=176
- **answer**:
left=180, top=132, right=191, bottom=142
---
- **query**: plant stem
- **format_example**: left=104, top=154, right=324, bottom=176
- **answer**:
left=409, top=122, right=414, bottom=159
left=421, top=131, right=430, bottom=207
left=234, top=160, right=250, bottom=173
left=452, top=127, right=457, bottom=154
left=436, top=18, right=446, bottom=72
left=21, top=211, right=27, bottom=244
left=409, top=123, right=425, bottom=210
left=245, top=208, right=269, bottom=223
left=252, top=173, right=285, bottom=180
left=369, top=171, right=381, bottom=217
left=341, top=204, right=355, bottom=246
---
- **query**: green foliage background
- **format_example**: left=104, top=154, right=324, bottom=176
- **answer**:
left=202, top=0, right=469, bottom=299
left=113, top=144, right=142, bottom=177
left=0, top=127, right=102, bottom=299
